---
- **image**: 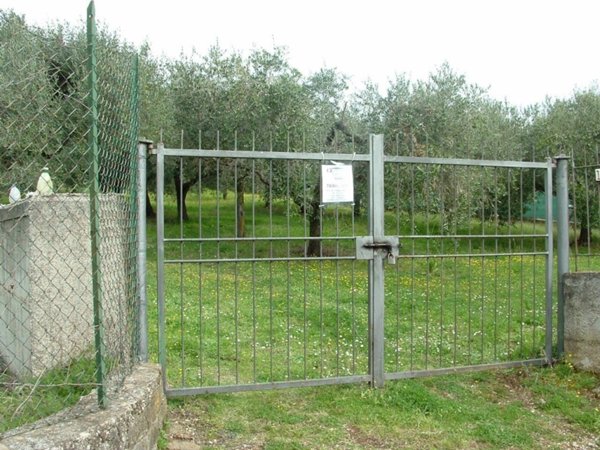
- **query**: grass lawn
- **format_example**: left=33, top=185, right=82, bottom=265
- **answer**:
left=164, top=363, right=600, bottom=449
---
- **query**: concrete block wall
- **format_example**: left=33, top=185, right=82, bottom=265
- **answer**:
left=563, top=272, right=600, bottom=373
left=0, top=194, right=132, bottom=378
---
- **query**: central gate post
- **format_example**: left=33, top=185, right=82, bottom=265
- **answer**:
left=368, top=134, right=385, bottom=387
left=555, top=155, right=570, bottom=359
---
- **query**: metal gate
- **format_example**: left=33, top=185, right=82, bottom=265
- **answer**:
left=156, top=134, right=554, bottom=396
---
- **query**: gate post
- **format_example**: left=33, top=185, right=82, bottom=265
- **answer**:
left=555, top=155, right=570, bottom=358
left=137, top=139, right=152, bottom=362
left=156, top=143, right=167, bottom=389
left=368, top=134, right=385, bottom=387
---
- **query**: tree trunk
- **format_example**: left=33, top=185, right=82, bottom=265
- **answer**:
left=578, top=226, right=592, bottom=247
left=174, top=173, right=198, bottom=221
left=353, top=195, right=361, bottom=217
left=306, top=180, right=322, bottom=257
left=146, top=191, right=156, bottom=218
left=236, top=177, right=245, bottom=238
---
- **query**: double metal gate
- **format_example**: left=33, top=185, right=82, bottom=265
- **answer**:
left=156, top=135, right=554, bottom=396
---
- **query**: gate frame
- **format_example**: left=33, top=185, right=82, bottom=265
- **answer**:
left=155, top=134, right=556, bottom=396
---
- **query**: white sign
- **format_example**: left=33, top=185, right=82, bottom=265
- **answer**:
left=321, top=163, right=354, bottom=204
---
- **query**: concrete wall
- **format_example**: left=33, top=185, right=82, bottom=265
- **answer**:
left=0, top=194, right=132, bottom=378
left=0, top=364, right=166, bottom=450
left=563, top=272, right=600, bottom=373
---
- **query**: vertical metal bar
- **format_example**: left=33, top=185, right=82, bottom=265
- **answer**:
left=452, top=170, right=459, bottom=366
left=87, top=0, right=106, bottom=409
left=596, top=145, right=600, bottom=270
left=128, top=55, right=140, bottom=364
left=545, top=159, right=554, bottom=363
left=570, top=153, right=579, bottom=271
left=480, top=170, right=486, bottom=363
left=216, top=138, right=221, bottom=384
left=137, top=140, right=150, bottom=362
left=467, top=168, right=474, bottom=365
left=302, top=151, right=308, bottom=378
left=555, top=155, right=570, bottom=358
left=251, top=133, right=257, bottom=382
left=197, top=134, right=204, bottom=385
left=425, top=164, right=431, bottom=368
left=178, top=134, right=185, bottom=387
left=410, top=158, right=416, bottom=370
left=439, top=167, right=446, bottom=367
left=583, top=152, right=592, bottom=265
left=286, top=139, right=292, bottom=380
left=368, top=134, right=385, bottom=387
left=493, top=168, right=499, bottom=361
left=319, top=250, right=324, bottom=377
left=335, top=204, right=340, bottom=376
left=395, top=149, right=401, bottom=371
left=507, top=168, right=513, bottom=360
left=351, top=159, right=357, bottom=374
left=319, top=166, right=324, bottom=378
left=532, top=164, right=538, bottom=354
left=234, top=151, right=239, bottom=384
left=268, top=158, right=274, bottom=380
left=156, top=143, right=167, bottom=391
left=519, top=169, right=525, bottom=357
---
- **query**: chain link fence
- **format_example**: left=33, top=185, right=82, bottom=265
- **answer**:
left=0, top=2, right=140, bottom=432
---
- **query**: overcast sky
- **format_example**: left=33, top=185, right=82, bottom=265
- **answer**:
left=1, top=0, right=599, bottom=108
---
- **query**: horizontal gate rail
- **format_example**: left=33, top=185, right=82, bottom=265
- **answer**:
left=384, top=155, right=550, bottom=169
left=162, top=146, right=551, bottom=169
left=394, top=252, right=549, bottom=259
left=162, top=147, right=371, bottom=161
left=165, top=375, right=372, bottom=398
left=164, top=256, right=357, bottom=264
left=385, top=359, right=547, bottom=381
left=164, top=236, right=356, bottom=243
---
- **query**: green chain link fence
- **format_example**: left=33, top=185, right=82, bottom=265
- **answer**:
left=0, top=1, right=140, bottom=432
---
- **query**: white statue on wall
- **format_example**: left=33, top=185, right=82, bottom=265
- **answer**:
left=36, top=167, right=53, bottom=195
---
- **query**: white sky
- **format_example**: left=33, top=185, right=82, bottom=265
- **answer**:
left=1, top=0, right=599, bottom=108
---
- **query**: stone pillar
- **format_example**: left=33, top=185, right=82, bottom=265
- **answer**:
left=563, top=272, right=600, bottom=373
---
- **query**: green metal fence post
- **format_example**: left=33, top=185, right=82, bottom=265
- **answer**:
left=127, top=53, right=141, bottom=361
left=87, top=0, right=107, bottom=409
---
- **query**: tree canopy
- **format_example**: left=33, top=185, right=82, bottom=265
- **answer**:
left=3, top=8, right=600, bottom=242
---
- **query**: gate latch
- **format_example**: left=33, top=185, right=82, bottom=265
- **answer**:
left=356, top=236, right=400, bottom=264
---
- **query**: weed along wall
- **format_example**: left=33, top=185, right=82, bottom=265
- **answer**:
left=0, top=194, right=130, bottom=378
left=564, top=272, right=600, bottom=372
left=0, top=364, right=166, bottom=450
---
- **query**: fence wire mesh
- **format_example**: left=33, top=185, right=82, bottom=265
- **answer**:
left=0, top=4, right=139, bottom=432
left=569, top=156, right=600, bottom=271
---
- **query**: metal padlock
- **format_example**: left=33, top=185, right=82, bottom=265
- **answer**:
left=387, top=251, right=397, bottom=265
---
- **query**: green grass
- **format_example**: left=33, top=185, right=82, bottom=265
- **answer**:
left=166, top=364, right=600, bottom=449
left=0, top=357, right=96, bottom=433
